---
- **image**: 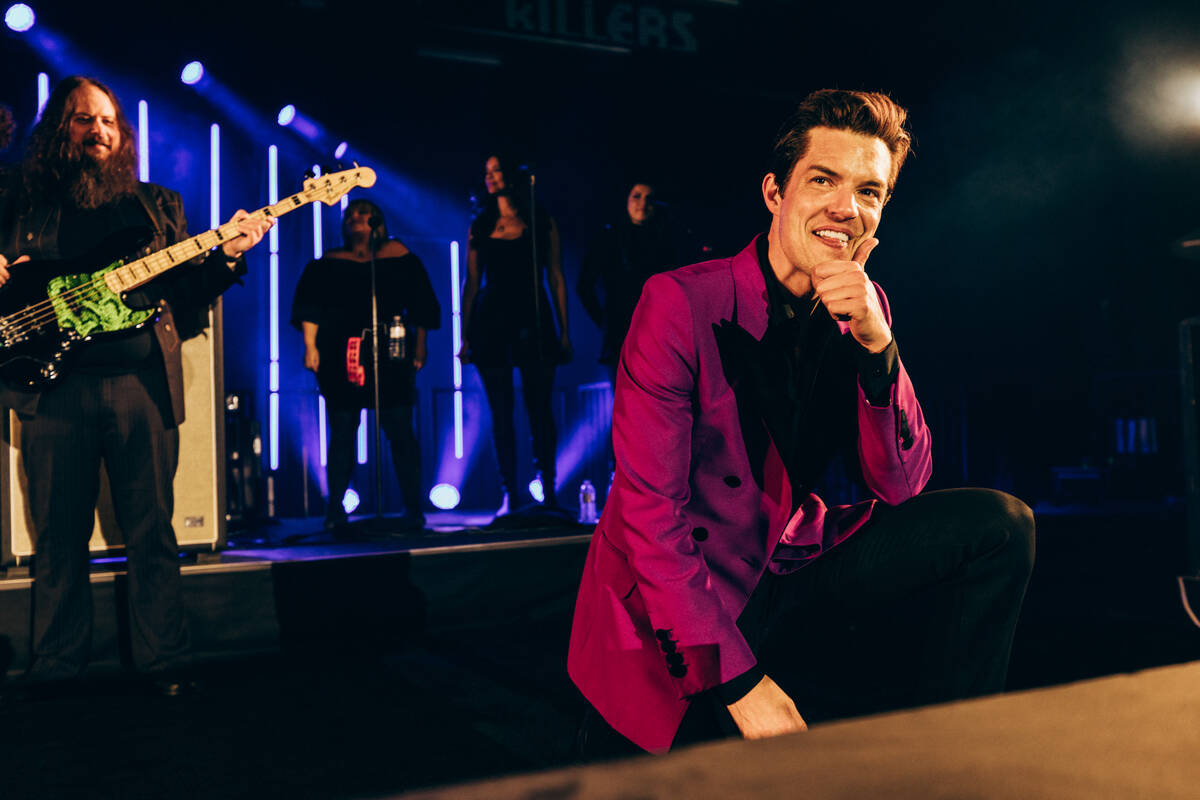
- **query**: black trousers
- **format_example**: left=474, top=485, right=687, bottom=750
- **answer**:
left=579, top=487, right=1036, bottom=757
left=477, top=364, right=558, bottom=502
left=21, top=367, right=190, bottom=680
left=326, top=405, right=424, bottom=518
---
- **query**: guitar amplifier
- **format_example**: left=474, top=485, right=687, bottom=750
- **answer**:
left=0, top=304, right=227, bottom=565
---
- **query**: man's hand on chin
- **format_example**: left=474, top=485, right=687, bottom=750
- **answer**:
left=812, top=236, right=893, bottom=353
left=726, top=674, right=808, bottom=740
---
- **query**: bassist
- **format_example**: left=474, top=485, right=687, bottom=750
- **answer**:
left=0, top=76, right=271, bottom=693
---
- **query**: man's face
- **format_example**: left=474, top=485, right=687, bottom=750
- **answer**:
left=67, top=85, right=120, bottom=163
left=763, top=126, right=891, bottom=278
left=626, top=183, right=655, bottom=225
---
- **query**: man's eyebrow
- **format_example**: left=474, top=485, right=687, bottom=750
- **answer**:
left=809, top=164, right=886, bottom=189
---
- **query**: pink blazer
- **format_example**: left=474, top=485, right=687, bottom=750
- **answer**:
left=567, top=236, right=932, bottom=752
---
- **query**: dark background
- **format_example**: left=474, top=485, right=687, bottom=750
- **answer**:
left=3, top=0, right=1199, bottom=520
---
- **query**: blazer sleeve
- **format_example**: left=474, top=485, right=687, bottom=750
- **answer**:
left=610, top=272, right=756, bottom=697
left=855, top=283, right=932, bottom=505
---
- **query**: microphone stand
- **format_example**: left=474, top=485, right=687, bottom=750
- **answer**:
left=367, top=222, right=386, bottom=530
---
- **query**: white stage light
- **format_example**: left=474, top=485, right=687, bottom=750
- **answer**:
left=5, top=4, right=35, bottom=32
left=180, top=61, right=204, bottom=85
left=277, top=104, right=296, bottom=126
left=529, top=478, right=545, bottom=504
left=430, top=484, right=461, bottom=510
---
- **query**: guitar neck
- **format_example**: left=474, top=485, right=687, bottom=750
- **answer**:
left=105, top=165, right=375, bottom=293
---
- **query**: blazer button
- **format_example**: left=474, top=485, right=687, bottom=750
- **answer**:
left=655, top=629, right=672, bottom=641
left=691, top=526, right=708, bottom=542
left=669, top=665, right=688, bottom=678
left=723, top=476, right=742, bottom=488
left=660, top=640, right=677, bottom=654
left=665, top=652, right=684, bottom=667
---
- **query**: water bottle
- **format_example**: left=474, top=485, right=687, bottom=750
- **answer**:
left=388, top=315, right=406, bottom=361
left=578, top=479, right=598, bottom=524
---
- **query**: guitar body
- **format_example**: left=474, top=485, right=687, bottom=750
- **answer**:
left=0, top=237, right=157, bottom=391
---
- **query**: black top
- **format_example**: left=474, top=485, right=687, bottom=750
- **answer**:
left=578, top=220, right=677, bottom=364
left=465, top=231, right=561, bottom=367
left=291, top=249, right=441, bottom=409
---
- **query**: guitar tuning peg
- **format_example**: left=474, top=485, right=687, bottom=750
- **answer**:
left=302, top=168, right=316, bottom=181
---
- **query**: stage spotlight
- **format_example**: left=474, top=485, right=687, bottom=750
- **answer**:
left=180, top=61, right=204, bottom=85
left=342, top=488, right=360, bottom=514
left=334, top=141, right=348, bottom=159
left=4, top=3, right=34, bottom=32
left=277, top=104, right=296, bottom=126
left=429, top=483, right=461, bottom=510
left=529, top=478, right=545, bottom=504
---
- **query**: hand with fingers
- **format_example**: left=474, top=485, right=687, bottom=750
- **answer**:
left=220, top=209, right=274, bottom=260
left=0, top=253, right=30, bottom=288
left=812, top=237, right=892, bottom=353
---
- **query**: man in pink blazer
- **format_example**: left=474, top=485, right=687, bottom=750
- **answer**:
left=568, top=89, right=1035, bottom=754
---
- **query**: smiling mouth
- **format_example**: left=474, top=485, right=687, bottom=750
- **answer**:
left=814, top=230, right=850, bottom=244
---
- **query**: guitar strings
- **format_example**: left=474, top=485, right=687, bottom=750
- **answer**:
left=0, top=178, right=350, bottom=341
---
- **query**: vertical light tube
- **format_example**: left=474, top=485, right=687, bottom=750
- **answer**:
left=311, top=165, right=323, bottom=259
left=340, top=195, right=349, bottom=213
left=137, top=101, right=149, bottom=182
left=209, top=124, right=220, bottom=229
left=357, top=409, right=367, bottom=464
left=36, top=72, right=49, bottom=120
left=450, top=241, right=463, bottom=459
left=319, top=395, right=328, bottom=467
left=268, top=145, right=280, bottom=471
left=312, top=165, right=327, bottom=468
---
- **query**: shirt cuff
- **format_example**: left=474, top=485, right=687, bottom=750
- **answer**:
left=856, top=336, right=899, bottom=407
left=715, top=664, right=765, bottom=706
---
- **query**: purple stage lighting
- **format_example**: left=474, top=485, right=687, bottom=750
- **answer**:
left=180, top=61, right=204, bottom=85
left=334, top=141, right=348, bottom=159
left=277, top=104, right=296, bottom=126
left=430, top=484, right=461, bottom=511
left=4, top=4, right=34, bottom=32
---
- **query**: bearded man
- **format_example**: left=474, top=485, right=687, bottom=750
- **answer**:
left=0, top=76, right=271, bottom=692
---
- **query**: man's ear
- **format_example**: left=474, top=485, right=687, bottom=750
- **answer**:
left=762, top=173, right=783, bottom=215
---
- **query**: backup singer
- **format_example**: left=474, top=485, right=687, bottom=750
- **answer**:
left=460, top=154, right=570, bottom=513
left=568, top=89, right=1035, bottom=754
left=291, top=199, right=440, bottom=533
left=0, top=77, right=271, bottom=691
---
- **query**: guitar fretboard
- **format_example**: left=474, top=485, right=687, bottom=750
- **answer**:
left=103, top=166, right=374, bottom=294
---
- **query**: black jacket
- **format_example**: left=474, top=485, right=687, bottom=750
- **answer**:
left=0, top=176, right=245, bottom=424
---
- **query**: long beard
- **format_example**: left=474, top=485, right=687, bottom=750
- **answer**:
left=62, top=141, right=136, bottom=210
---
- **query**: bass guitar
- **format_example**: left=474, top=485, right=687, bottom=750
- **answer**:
left=0, top=165, right=376, bottom=390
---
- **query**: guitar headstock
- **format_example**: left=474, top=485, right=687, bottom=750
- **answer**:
left=302, top=165, right=378, bottom=206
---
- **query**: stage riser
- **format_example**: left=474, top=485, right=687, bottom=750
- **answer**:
left=0, top=539, right=589, bottom=677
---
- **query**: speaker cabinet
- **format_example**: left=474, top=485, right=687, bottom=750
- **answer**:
left=1, top=304, right=227, bottom=565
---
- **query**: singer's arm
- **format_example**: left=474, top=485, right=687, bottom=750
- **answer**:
left=302, top=321, right=319, bottom=373
left=414, top=327, right=427, bottom=371
left=547, top=217, right=571, bottom=360
left=459, top=231, right=481, bottom=364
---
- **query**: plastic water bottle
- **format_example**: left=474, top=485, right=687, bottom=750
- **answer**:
left=578, top=479, right=598, bottom=524
left=388, top=315, right=406, bottom=361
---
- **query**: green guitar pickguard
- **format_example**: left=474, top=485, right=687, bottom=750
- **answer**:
left=47, top=261, right=154, bottom=338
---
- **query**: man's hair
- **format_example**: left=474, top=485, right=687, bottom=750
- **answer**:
left=22, top=76, right=137, bottom=203
left=767, top=89, right=912, bottom=197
